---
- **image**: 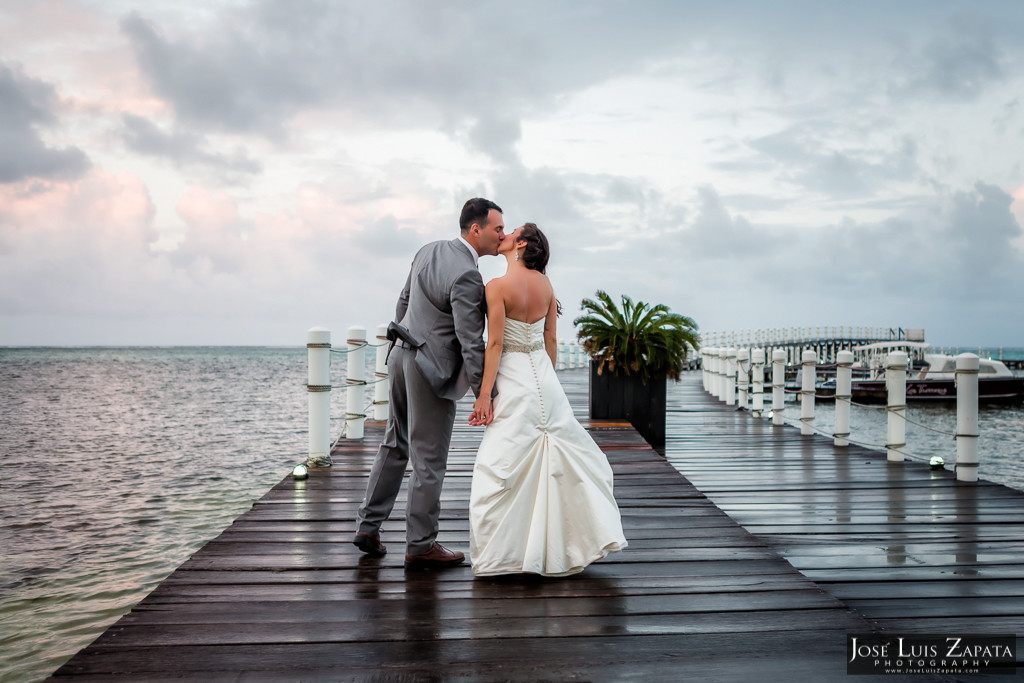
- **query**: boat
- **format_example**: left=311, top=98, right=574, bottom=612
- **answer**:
left=818, top=346, right=1024, bottom=403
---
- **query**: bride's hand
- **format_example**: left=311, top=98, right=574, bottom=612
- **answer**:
left=470, top=394, right=493, bottom=426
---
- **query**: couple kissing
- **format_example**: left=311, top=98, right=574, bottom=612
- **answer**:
left=354, top=198, right=626, bottom=576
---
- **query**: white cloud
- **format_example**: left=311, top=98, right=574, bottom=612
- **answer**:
left=2, top=1, right=1024, bottom=346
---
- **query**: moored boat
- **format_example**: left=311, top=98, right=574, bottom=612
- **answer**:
left=820, top=352, right=1024, bottom=403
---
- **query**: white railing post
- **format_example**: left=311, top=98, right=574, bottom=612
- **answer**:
left=724, top=347, right=737, bottom=406
left=307, top=327, right=332, bottom=467
left=834, top=350, right=853, bottom=447
left=736, top=348, right=749, bottom=410
left=772, top=349, right=785, bottom=425
left=751, top=348, right=765, bottom=417
left=568, top=342, right=576, bottom=369
left=701, top=348, right=709, bottom=391
left=373, top=324, right=389, bottom=421
left=557, top=340, right=566, bottom=370
left=708, top=347, right=720, bottom=397
left=886, top=351, right=908, bottom=462
left=715, top=347, right=725, bottom=399
left=955, top=353, right=980, bottom=482
left=346, top=326, right=367, bottom=440
left=800, top=349, right=816, bottom=435
left=713, top=347, right=723, bottom=397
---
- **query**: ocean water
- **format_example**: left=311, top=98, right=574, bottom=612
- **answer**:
left=0, top=347, right=352, bottom=683
left=777, top=346, right=1024, bottom=490
left=1, top=346, right=1021, bottom=682
left=779, top=400, right=1024, bottom=491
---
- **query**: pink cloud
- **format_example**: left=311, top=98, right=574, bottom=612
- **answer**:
left=174, top=186, right=245, bottom=272
left=0, top=165, right=447, bottom=333
left=176, top=186, right=240, bottom=229
left=0, top=169, right=162, bottom=315
left=0, top=170, right=156, bottom=252
left=1, top=2, right=168, bottom=120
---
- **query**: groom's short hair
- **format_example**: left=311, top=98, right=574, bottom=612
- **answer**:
left=460, top=198, right=502, bottom=233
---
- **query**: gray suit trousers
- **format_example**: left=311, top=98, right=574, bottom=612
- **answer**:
left=355, top=345, right=456, bottom=556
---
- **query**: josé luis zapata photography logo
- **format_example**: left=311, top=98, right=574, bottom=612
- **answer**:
left=847, top=633, right=1017, bottom=676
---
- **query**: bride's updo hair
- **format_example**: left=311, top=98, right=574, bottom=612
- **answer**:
left=518, top=222, right=563, bottom=316
left=518, top=222, right=550, bottom=273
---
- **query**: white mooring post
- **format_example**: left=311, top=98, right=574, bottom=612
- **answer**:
left=715, top=347, right=725, bottom=399
left=701, top=349, right=709, bottom=391
left=307, top=327, right=332, bottom=467
left=800, top=349, right=816, bottom=435
left=346, top=326, right=367, bottom=440
left=373, top=324, right=390, bottom=421
left=772, top=349, right=786, bottom=425
left=751, top=348, right=765, bottom=417
left=705, top=347, right=717, bottom=396
left=736, top=348, right=750, bottom=410
left=886, top=351, right=908, bottom=462
left=724, top=348, right=737, bottom=406
left=834, top=350, right=853, bottom=447
left=712, top=350, right=720, bottom=397
left=955, top=353, right=980, bottom=482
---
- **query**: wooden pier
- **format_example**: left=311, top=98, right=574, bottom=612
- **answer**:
left=665, top=375, right=1024, bottom=639
left=50, top=369, right=1021, bottom=681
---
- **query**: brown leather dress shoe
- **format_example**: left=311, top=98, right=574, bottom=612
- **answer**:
left=353, top=532, right=387, bottom=557
left=404, top=543, right=465, bottom=569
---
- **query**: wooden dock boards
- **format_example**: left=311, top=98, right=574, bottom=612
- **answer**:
left=665, top=373, right=1024, bottom=644
left=49, top=369, right=919, bottom=682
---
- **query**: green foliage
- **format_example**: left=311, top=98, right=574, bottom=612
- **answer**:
left=574, top=290, right=700, bottom=382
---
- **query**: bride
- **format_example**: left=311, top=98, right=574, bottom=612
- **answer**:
left=467, top=223, right=627, bottom=577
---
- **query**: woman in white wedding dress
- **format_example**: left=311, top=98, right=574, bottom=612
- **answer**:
left=468, top=223, right=626, bottom=577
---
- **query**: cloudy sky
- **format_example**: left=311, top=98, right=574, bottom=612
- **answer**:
left=2, top=0, right=1023, bottom=347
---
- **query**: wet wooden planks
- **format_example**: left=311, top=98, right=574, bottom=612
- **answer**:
left=49, top=369, right=907, bottom=682
left=664, top=372, right=1024, bottom=641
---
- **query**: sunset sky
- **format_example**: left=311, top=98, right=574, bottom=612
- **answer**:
left=2, top=1, right=1023, bottom=347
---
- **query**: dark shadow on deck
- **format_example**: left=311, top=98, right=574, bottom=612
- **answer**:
left=52, top=370, right=948, bottom=681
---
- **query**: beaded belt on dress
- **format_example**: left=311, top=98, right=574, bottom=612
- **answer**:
left=502, top=340, right=544, bottom=354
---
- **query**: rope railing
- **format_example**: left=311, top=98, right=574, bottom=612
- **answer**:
left=329, top=339, right=388, bottom=354
left=305, top=324, right=589, bottom=475
left=779, top=387, right=959, bottom=437
left=779, top=414, right=932, bottom=464
left=303, top=325, right=391, bottom=469
left=701, top=345, right=982, bottom=482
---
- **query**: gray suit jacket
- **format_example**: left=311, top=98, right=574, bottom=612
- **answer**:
left=394, top=239, right=486, bottom=400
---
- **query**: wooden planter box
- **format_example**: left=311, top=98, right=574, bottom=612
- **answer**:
left=589, top=361, right=667, bottom=450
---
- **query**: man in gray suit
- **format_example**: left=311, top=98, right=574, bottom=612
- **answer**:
left=354, top=198, right=505, bottom=569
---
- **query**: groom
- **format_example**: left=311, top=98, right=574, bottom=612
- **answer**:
left=353, top=198, right=505, bottom=569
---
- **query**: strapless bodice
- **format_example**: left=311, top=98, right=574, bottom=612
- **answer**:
left=502, top=318, right=545, bottom=353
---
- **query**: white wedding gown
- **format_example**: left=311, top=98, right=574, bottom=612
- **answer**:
left=469, top=318, right=627, bottom=576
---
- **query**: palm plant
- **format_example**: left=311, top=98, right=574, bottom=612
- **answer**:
left=574, top=290, right=700, bottom=383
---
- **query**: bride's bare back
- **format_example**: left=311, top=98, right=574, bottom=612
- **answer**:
left=471, top=222, right=560, bottom=426
left=500, top=268, right=553, bottom=324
